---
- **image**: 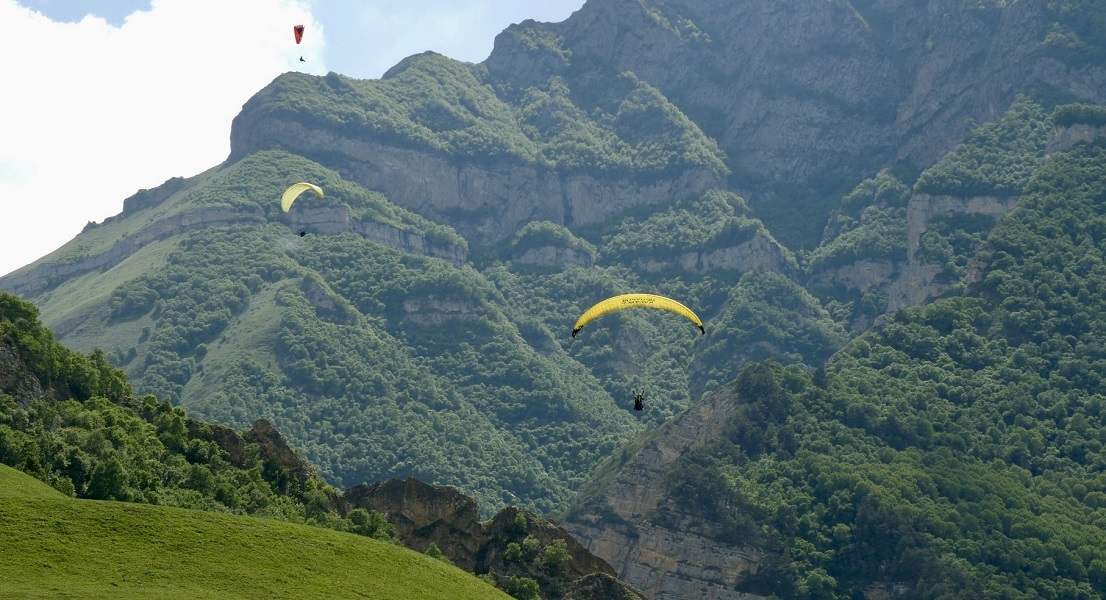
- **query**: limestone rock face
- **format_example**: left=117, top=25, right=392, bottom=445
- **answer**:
left=1048, top=123, right=1106, bottom=155
left=511, top=245, right=595, bottom=269
left=401, top=295, right=480, bottom=326
left=343, top=477, right=484, bottom=571
left=886, top=193, right=1018, bottom=312
left=0, top=341, right=48, bottom=409
left=229, top=114, right=721, bottom=246
left=243, top=418, right=318, bottom=487
left=808, top=259, right=896, bottom=295
left=489, top=0, right=1106, bottom=190
left=564, top=385, right=770, bottom=600
left=630, top=232, right=791, bottom=276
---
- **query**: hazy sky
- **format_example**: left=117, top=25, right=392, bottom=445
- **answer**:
left=0, top=0, right=585, bottom=277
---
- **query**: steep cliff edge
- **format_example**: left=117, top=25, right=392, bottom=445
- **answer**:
left=228, top=109, right=721, bottom=245
left=563, top=383, right=766, bottom=600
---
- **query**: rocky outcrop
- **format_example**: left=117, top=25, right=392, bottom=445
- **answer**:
left=481, top=506, right=618, bottom=584
left=808, top=259, right=896, bottom=295
left=1048, top=123, right=1106, bottom=155
left=0, top=341, right=48, bottom=409
left=490, top=0, right=1106, bottom=193
left=342, top=477, right=644, bottom=599
left=630, top=232, right=791, bottom=275
left=186, top=420, right=247, bottom=467
left=885, top=193, right=1017, bottom=312
left=120, top=177, right=190, bottom=216
left=400, top=295, right=480, bottom=326
left=563, top=384, right=768, bottom=600
left=288, top=204, right=467, bottom=266
left=1, top=202, right=467, bottom=301
left=344, top=477, right=484, bottom=571
left=242, top=418, right=319, bottom=488
left=511, top=245, right=595, bottom=269
left=565, top=573, right=645, bottom=600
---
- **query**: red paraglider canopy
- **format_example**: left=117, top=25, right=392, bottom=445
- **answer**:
left=294, top=24, right=305, bottom=44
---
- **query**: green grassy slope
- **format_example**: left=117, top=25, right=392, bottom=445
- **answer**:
left=0, top=464, right=509, bottom=600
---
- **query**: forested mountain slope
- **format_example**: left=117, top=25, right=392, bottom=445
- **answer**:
left=565, top=134, right=1106, bottom=597
left=0, top=2, right=1104, bottom=595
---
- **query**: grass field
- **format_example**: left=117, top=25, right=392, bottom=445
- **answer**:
left=0, top=464, right=510, bottom=599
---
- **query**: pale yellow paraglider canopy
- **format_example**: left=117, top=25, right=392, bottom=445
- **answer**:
left=572, top=293, right=705, bottom=338
left=281, top=182, right=324, bottom=212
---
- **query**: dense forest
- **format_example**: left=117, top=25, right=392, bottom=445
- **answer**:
left=645, top=138, right=1106, bottom=597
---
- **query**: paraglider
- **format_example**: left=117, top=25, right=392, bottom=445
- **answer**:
left=571, top=293, right=705, bottom=338
left=281, top=182, right=324, bottom=212
left=632, top=389, right=645, bottom=411
left=294, top=24, right=305, bottom=62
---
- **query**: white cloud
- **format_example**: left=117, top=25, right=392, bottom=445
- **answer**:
left=0, top=0, right=323, bottom=277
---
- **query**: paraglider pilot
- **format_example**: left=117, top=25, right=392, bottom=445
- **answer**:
left=632, top=389, right=645, bottom=411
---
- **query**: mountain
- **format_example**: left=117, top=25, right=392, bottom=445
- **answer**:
left=2, top=0, right=1106, bottom=597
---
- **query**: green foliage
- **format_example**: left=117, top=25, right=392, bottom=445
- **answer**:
left=915, top=213, right=997, bottom=282
left=692, top=270, right=849, bottom=398
left=808, top=170, right=910, bottom=274
left=807, top=206, right=907, bottom=274
left=425, top=542, right=453, bottom=565
left=508, top=221, right=597, bottom=263
left=601, top=189, right=783, bottom=266
left=539, top=538, right=572, bottom=573
left=0, top=295, right=131, bottom=404
left=505, top=576, right=540, bottom=600
left=110, top=220, right=636, bottom=515
left=349, top=507, right=397, bottom=541
left=1042, top=0, right=1106, bottom=65
left=0, top=293, right=405, bottom=544
left=914, top=97, right=1049, bottom=196
left=649, top=140, right=1106, bottom=598
left=1053, top=102, right=1106, bottom=127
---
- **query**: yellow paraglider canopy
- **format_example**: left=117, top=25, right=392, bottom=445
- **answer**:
left=572, top=293, right=705, bottom=338
left=281, top=182, right=324, bottom=212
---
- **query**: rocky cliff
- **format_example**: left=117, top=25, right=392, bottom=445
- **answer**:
left=563, top=383, right=766, bottom=600
left=0, top=340, right=50, bottom=409
left=228, top=112, right=721, bottom=245
left=492, top=0, right=1106, bottom=191
left=342, top=477, right=645, bottom=600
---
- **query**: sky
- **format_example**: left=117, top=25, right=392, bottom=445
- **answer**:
left=0, top=0, right=585, bottom=277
